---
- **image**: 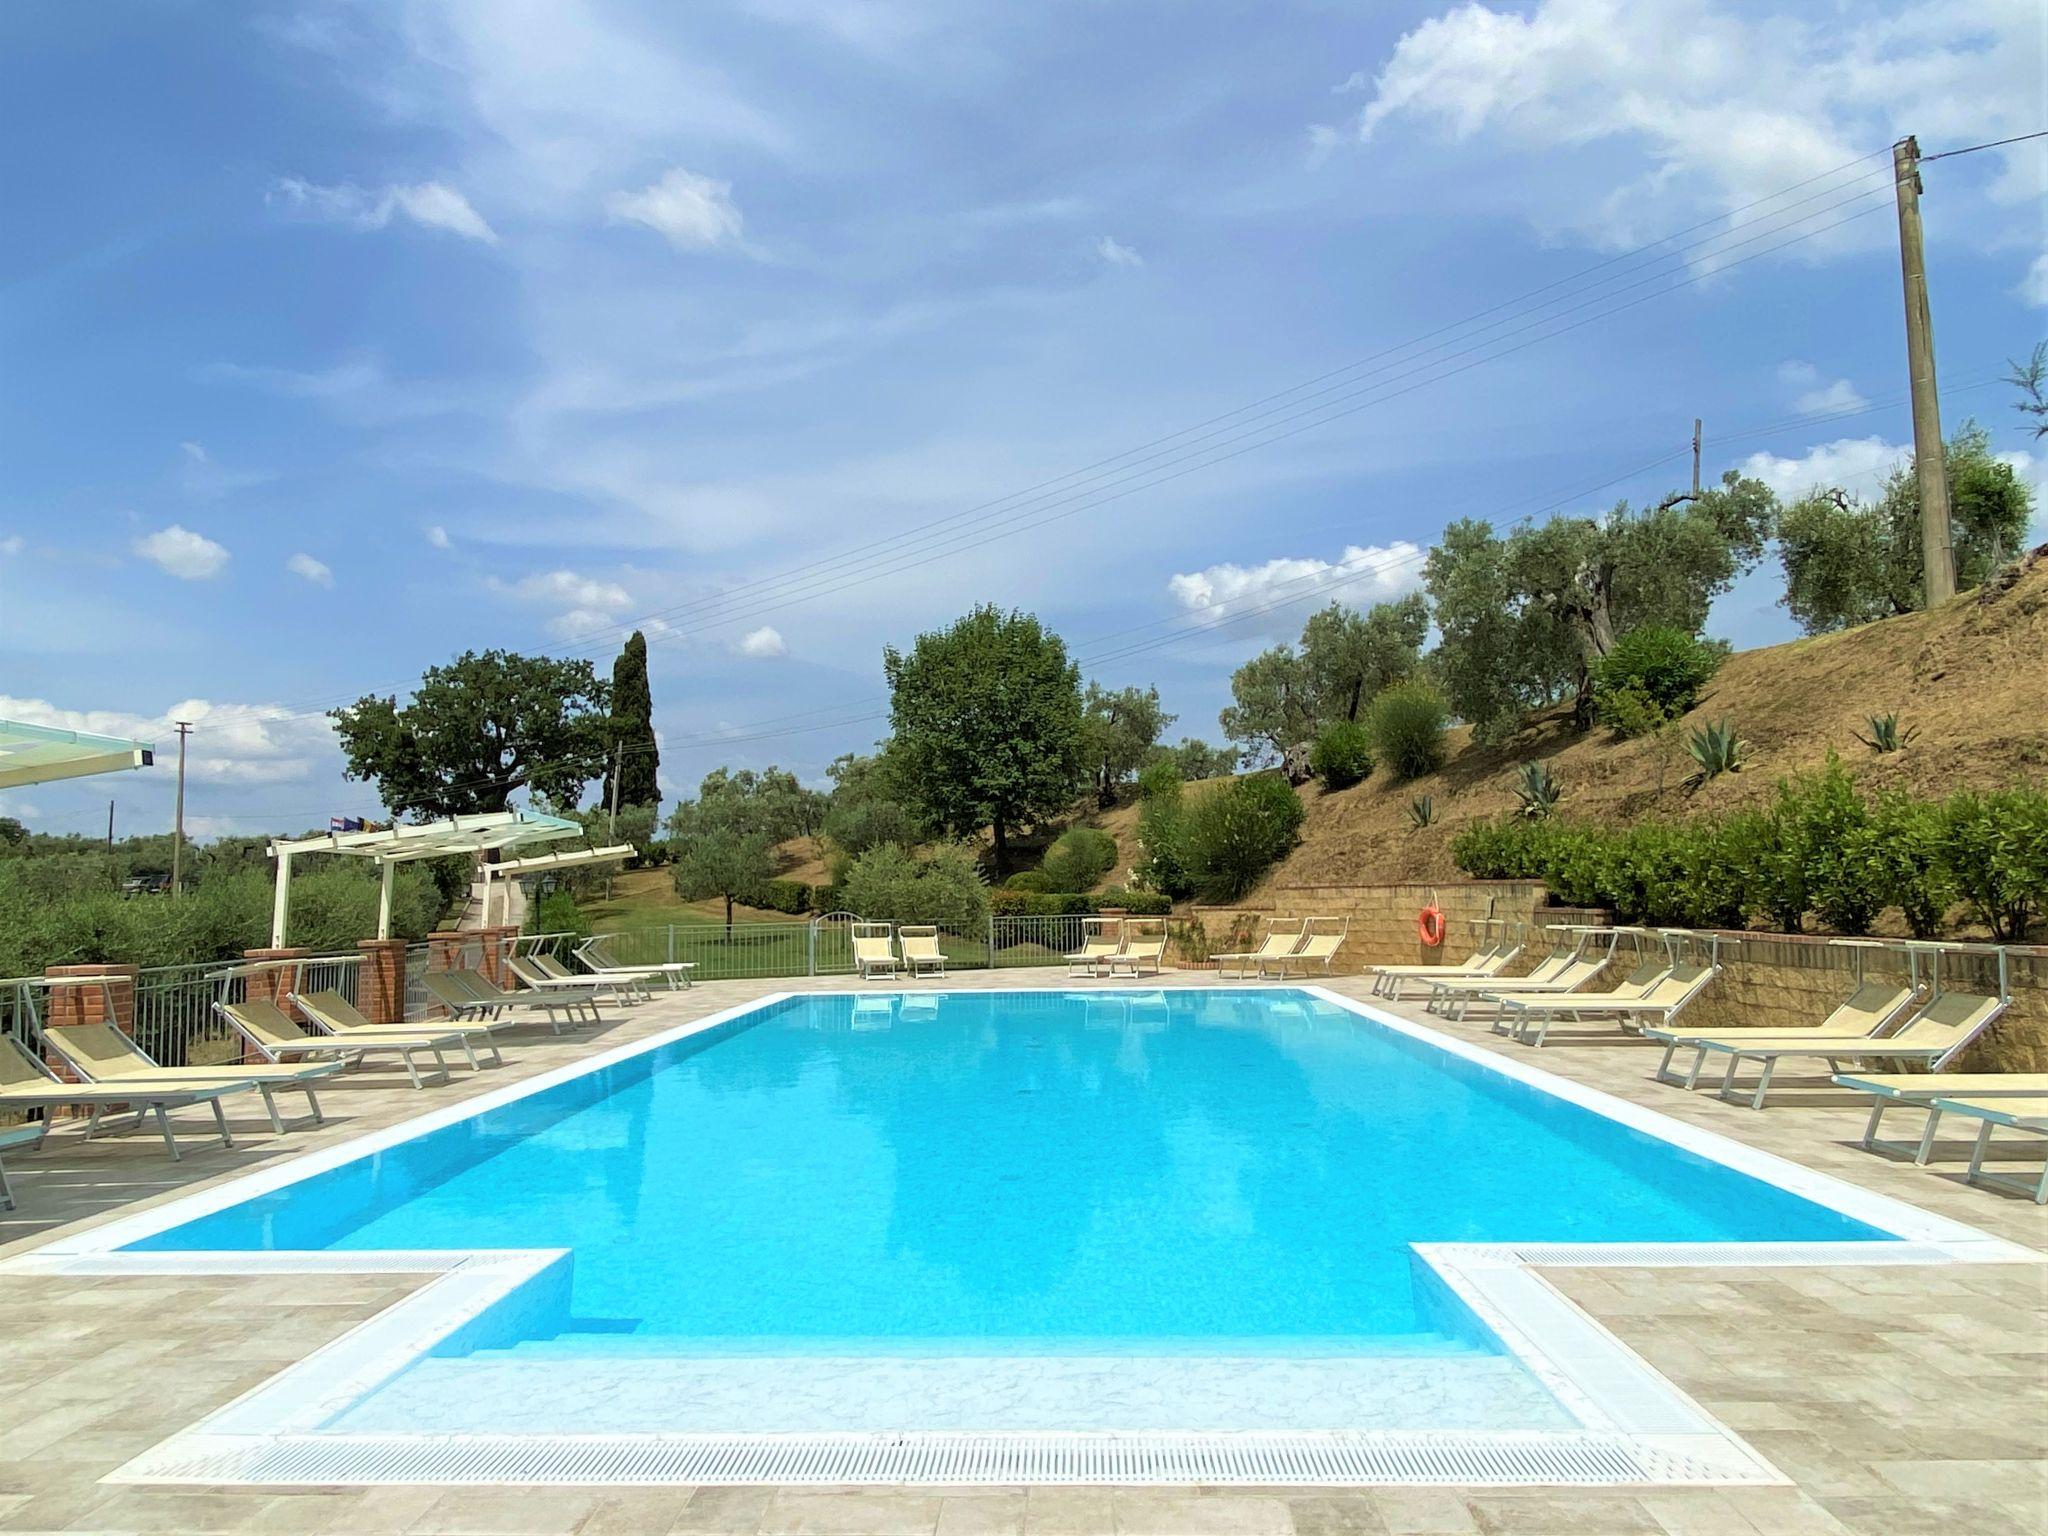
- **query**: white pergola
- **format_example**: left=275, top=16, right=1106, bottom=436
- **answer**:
left=0, top=717, right=153, bottom=790
left=478, top=842, right=638, bottom=926
left=266, top=810, right=583, bottom=946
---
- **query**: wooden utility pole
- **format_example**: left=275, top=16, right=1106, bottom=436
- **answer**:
left=171, top=720, right=192, bottom=897
left=1891, top=135, right=1955, bottom=606
left=1691, top=418, right=1702, bottom=497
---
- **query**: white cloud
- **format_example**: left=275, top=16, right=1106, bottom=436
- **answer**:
left=488, top=567, right=635, bottom=639
left=1331, top=0, right=2045, bottom=256
left=425, top=524, right=453, bottom=550
left=2021, top=252, right=2048, bottom=309
left=0, top=534, right=22, bottom=557
left=270, top=177, right=498, bottom=244
left=1740, top=436, right=1908, bottom=501
left=738, top=625, right=787, bottom=658
left=0, top=695, right=334, bottom=786
left=1095, top=235, right=1143, bottom=268
left=133, top=524, right=230, bottom=580
left=1167, top=540, right=1425, bottom=626
left=285, top=552, right=334, bottom=587
left=607, top=168, right=746, bottom=252
left=1777, top=361, right=1868, bottom=417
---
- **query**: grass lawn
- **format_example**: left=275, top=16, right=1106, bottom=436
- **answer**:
left=578, top=867, right=809, bottom=932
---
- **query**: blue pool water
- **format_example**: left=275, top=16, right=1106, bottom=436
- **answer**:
left=134, top=989, right=1883, bottom=1363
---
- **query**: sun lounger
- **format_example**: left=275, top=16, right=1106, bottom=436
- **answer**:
left=1832, top=1070, right=2048, bottom=1164
left=510, top=954, right=639, bottom=1005
left=1106, top=926, right=1166, bottom=979
left=432, top=970, right=601, bottom=1034
left=1065, top=918, right=1123, bottom=977
left=850, top=924, right=902, bottom=981
left=1426, top=950, right=1613, bottom=1020
left=221, top=998, right=465, bottom=1089
left=576, top=936, right=694, bottom=991
left=1648, top=977, right=1919, bottom=1094
left=1212, top=924, right=1302, bottom=981
left=1368, top=937, right=1522, bottom=1000
left=294, top=988, right=508, bottom=1069
left=1924, top=1094, right=2048, bottom=1204
left=1, top=1037, right=250, bottom=1164
left=42, top=1019, right=336, bottom=1134
left=897, top=926, right=947, bottom=978
left=1415, top=932, right=1585, bottom=1010
left=0, top=1119, right=44, bottom=1208
left=1654, top=986, right=2007, bottom=1111
left=1269, top=919, right=1345, bottom=979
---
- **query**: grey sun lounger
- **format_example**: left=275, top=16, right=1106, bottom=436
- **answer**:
left=0, top=1120, right=43, bottom=1209
left=425, top=970, right=601, bottom=1034
left=510, top=954, right=640, bottom=1005
left=1, top=1035, right=250, bottom=1161
left=293, top=988, right=508, bottom=1068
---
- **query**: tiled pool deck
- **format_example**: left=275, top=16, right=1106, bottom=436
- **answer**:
left=1, top=972, right=2042, bottom=1535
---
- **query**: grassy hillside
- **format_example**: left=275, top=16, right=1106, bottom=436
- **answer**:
left=1265, top=545, right=2048, bottom=888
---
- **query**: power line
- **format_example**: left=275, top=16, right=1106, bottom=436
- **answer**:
left=1919, top=130, right=2048, bottom=163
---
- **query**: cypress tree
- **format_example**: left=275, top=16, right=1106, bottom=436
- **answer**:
left=609, top=631, right=661, bottom=809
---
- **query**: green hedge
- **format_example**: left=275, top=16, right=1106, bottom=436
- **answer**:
left=987, top=888, right=1172, bottom=917
left=754, top=878, right=818, bottom=915
left=1451, top=760, right=2048, bottom=939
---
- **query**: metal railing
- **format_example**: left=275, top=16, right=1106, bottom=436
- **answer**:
left=585, top=914, right=1143, bottom=981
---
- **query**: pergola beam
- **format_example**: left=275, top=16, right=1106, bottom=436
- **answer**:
left=0, top=718, right=154, bottom=790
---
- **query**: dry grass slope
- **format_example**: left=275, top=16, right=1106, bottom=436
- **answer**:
left=1266, top=545, right=2048, bottom=889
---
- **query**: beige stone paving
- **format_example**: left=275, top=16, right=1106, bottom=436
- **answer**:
left=0, top=971, right=2044, bottom=1535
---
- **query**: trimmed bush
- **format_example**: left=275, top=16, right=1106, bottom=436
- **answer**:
left=1039, top=826, right=1118, bottom=891
left=1004, top=870, right=1054, bottom=893
left=1095, top=885, right=1171, bottom=915
left=1183, top=774, right=1305, bottom=901
left=755, top=878, right=817, bottom=915
left=1308, top=720, right=1374, bottom=789
left=989, top=889, right=1099, bottom=917
left=1363, top=680, right=1449, bottom=781
left=840, top=845, right=989, bottom=932
left=1592, top=626, right=1724, bottom=735
left=1940, top=787, right=2048, bottom=941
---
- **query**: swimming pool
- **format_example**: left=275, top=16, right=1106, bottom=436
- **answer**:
left=24, top=985, right=2023, bottom=1487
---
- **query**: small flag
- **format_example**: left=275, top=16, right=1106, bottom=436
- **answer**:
left=330, top=816, right=365, bottom=833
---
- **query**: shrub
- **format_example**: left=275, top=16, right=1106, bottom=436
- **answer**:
left=1407, top=794, right=1436, bottom=829
left=1363, top=680, right=1449, bottom=781
left=1182, top=774, right=1305, bottom=901
left=1134, top=782, right=1195, bottom=900
left=840, top=844, right=989, bottom=932
left=1683, top=719, right=1745, bottom=788
left=531, top=887, right=591, bottom=941
left=1094, top=886, right=1172, bottom=915
left=1308, top=720, right=1374, bottom=789
left=1136, top=758, right=1183, bottom=801
left=1940, top=786, right=2048, bottom=941
left=989, top=889, right=1100, bottom=917
left=755, top=878, right=817, bottom=915
left=1865, top=791, right=1954, bottom=938
left=1004, top=870, right=1054, bottom=893
left=1774, top=757, right=1878, bottom=934
left=1592, top=627, right=1724, bottom=735
left=1039, top=827, right=1118, bottom=891
left=1511, top=760, right=1561, bottom=819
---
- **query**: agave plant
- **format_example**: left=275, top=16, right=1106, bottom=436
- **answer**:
left=1855, top=711, right=1918, bottom=753
left=1407, top=793, right=1436, bottom=829
left=1510, top=760, right=1561, bottom=819
left=1684, top=718, right=1745, bottom=788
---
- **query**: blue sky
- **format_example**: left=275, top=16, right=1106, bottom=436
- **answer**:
left=2, top=0, right=2043, bottom=839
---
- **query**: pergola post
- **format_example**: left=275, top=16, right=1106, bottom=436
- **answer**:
left=270, top=849, right=293, bottom=948
left=377, top=860, right=397, bottom=940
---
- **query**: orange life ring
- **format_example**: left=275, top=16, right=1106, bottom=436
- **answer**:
left=1417, top=905, right=1446, bottom=947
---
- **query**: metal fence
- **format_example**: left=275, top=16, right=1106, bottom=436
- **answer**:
left=590, top=914, right=1142, bottom=981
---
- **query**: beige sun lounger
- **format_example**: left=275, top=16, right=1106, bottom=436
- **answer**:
left=1212, top=924, right=1302, bottom=981
left=0, top=1120, right=43, bottom=1209
left=1065, top=918, right=1123, bottom=977
left=1923, top=1094, right=2048, bottom=1204
left=42, top=1019, right=337, bottom=1134
left=0, top=1036, right=249, bottom=1163
left=850, top=925, right=902, bottom=981
left=1106, top=926, right=1166, bottom=979
left=1497, top=961, right=1720, bottom=1046
left=1649, top=977, right=1919, bottom=1094
left=221, top=998, right=465, bottom=1089
left=1651, top=987, right=2007, bottom=1111
left=1417, top=937, right=1580, bottom=1006
left=898, top=926, right=947, bottom=978
left=1427, top=951, right=1612, bottom=1020
left=1269, top=920, right=1345, bottom=979
left=1832, top=1071, right=2048, bottom=1164
left=1368, top=938, right=1522, bottom=1000
left=510, top=954, right=639, bottom=1005
left=295, top=988, right=508, bottom=1069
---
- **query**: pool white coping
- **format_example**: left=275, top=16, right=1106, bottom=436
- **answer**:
left=3, top=983, right=2037, bottom=1489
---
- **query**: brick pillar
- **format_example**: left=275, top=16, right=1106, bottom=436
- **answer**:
left=356, top=938, right=408, bottom=1024
left=240, top=948, right=310, bottom=1063
left=477, top=926, right=511, bottom=986
left=41, top=964, right=138, bottom=1111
